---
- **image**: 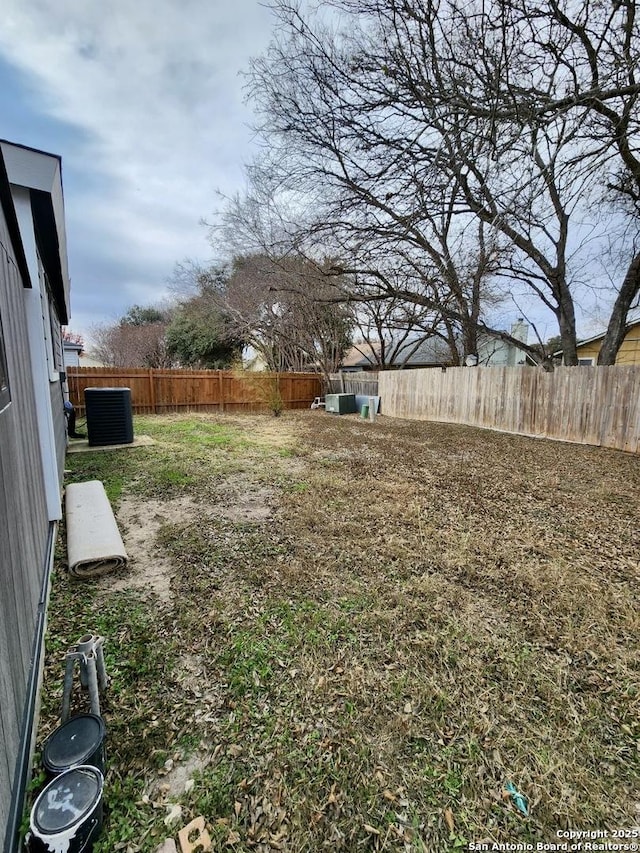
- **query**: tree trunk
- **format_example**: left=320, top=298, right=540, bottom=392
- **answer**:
left=462, top=323, right=478, bottom=361
left=558, top=304, right=578, bottom=366
left=598, top=252, right=640, bottom=365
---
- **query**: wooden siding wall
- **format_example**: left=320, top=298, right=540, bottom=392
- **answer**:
left=379, top=365, right=640, bottom=453
left=577, top=322, right=640, bottom=366
left=67, top=367, right=323, bottom=415
left=0, top=201, right=49, bottom=837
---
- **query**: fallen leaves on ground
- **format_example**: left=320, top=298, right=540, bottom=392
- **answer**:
left=38, top=411, right=640, bottom=852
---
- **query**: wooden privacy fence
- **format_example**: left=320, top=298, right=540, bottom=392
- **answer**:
left=328, top=371, right=379, bottom=395
left=379, top=365, right=640, bottom=453
left=67, top=367, right=323, bottom=415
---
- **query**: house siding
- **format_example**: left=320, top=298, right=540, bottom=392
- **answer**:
left=0, top=196, right=49, bottom=840
left=49, top=310, right=66, bottom=484
left=576, top=321, right=640, bottom=365
left=50, top=376, right=66, bottom=483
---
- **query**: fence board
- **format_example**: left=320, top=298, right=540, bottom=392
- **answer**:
left=379, top=365, right=640, bottom=453
left=67, top=368, right=323, bottom=415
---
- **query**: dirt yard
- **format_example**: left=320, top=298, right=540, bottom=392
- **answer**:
left=39, top=411, right=640, bottom=852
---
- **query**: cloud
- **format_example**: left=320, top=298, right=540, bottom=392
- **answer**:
left=0, top=0, right=275, bottom=330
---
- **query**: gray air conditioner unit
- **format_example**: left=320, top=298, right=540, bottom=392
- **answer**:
left=325, top=393, right=357, bottom=414
left=84, top=387, right=134, bottom=446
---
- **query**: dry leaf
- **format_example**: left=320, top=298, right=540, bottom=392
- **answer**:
left=444, top=808, right=455, bottom=832
left=363, top=824, right=380, bottom=835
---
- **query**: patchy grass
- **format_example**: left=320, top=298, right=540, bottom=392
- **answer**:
left=36, top=412, right=640, bottom=851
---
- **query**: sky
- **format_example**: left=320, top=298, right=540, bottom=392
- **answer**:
left=0, top=1, right=631, bottom=350
left=0, top=0, right=277, bottom=340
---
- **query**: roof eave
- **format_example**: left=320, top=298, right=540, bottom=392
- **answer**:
left=0, top=141, right=70, bottom=322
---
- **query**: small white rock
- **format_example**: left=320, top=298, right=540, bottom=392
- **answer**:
left=164, top=804, right=182, bottom=826
left=153, top=840, right=178, bottom=853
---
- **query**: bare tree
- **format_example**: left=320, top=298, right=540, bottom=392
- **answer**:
left=91, top=304, right=175, bottom=368
left=206, top=254, right=352, bottom=378
left=356, top=0, right=640, bottom=362
left=61, top=329, right=85, bottom=350
left=237, top=2, right=546, bottom=361
left=238, top=0, right=640, bottom=365
left=350, top=294, right=447, bottom=368
left=406, top=0, right=640, bottom=363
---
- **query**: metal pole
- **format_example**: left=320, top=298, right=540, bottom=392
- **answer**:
left=61, top=655, right=76, bottom=723
left=60, top=635, right=108, bottom=721
left=77, top=634, right=96, bottom=688
left=85, top=655, right=101, bottom=717
left=95, top=639, right=108, bottom=691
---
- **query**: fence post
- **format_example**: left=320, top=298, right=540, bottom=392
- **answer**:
left=148, top=369, right=156, bottom=413
left=219, top=371, right=225, bottom=412
left=68, top=368, right=76, bottom=410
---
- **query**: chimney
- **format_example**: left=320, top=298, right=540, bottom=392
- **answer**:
left=511, top=318, right=529, bottom=344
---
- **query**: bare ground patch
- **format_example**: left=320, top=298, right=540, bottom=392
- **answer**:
left=104, top=470, right=281, bottom=600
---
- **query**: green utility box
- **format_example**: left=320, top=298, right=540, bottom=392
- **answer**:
left=325, top=393, right=357, bottom=414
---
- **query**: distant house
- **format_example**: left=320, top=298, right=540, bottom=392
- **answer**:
left=342, top=337, right=454, bottom=371
left=0, top=140, right=71, bottom=851
left=340, top=344, right=376, bottom=371
left=570, top=318, right=640, bottom=365
left=342, top=320, right=530, bottom=371
left=63, top=340, right=109, bottom=369
left=63, top=338, right=83, bottom=367
left=477, top=319, right=530, bottom=366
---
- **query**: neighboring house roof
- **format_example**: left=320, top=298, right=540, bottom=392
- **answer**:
left=341, top=344, right=382, bottom=369
left=343, top=337, right=452, bottom=369
left=397, top=337, right=452, bottom=366
left=554, top=314, right=640, bottom=362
